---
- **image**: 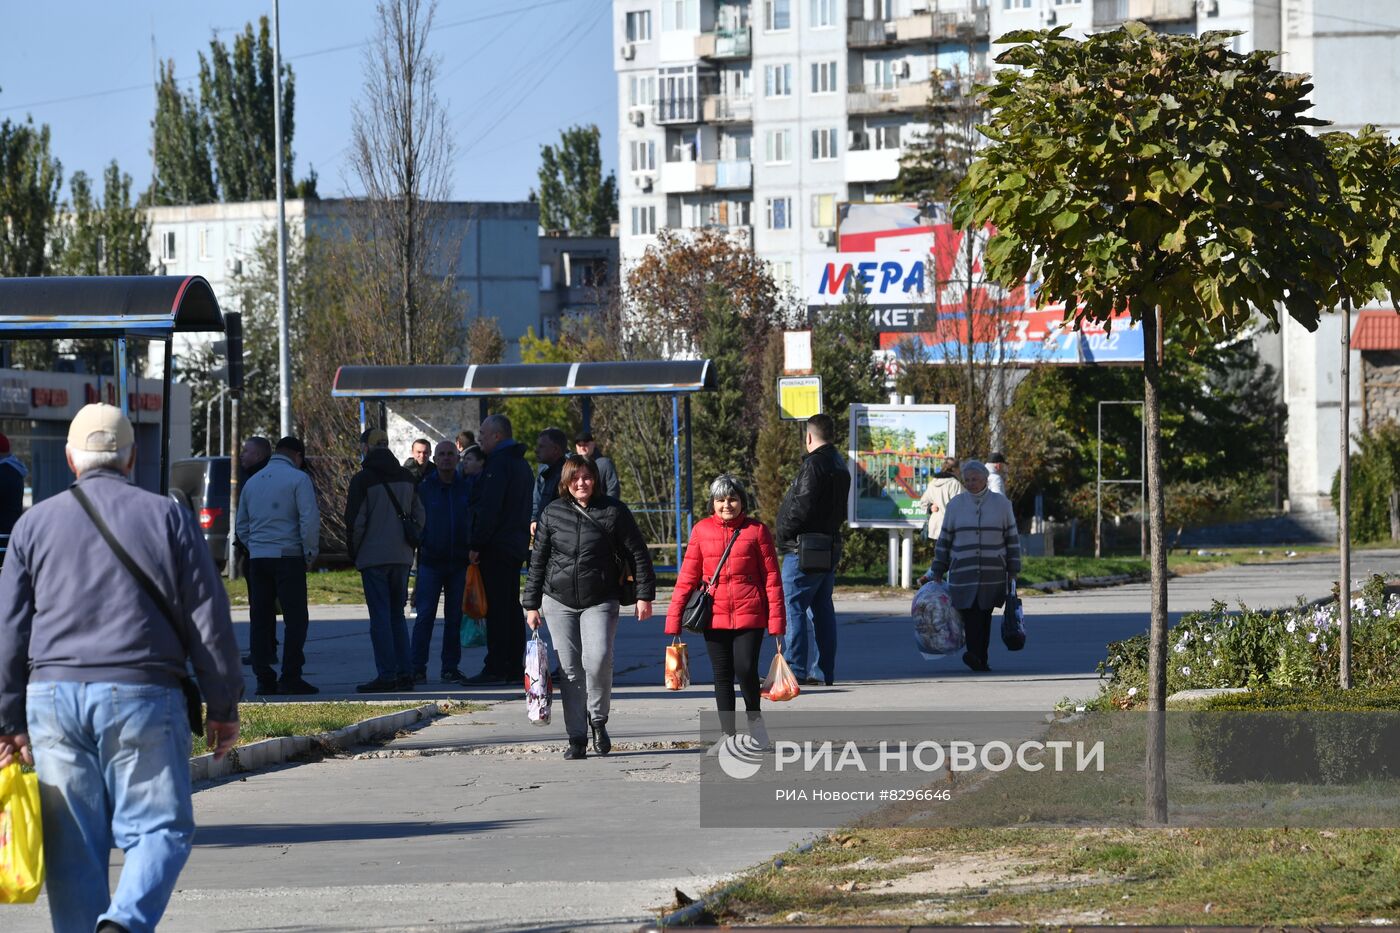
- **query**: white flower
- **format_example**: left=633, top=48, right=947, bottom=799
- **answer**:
left=1181, top=666, right=1192, bottom=676
left=1213, top=659, right=1221, bottom=668
left=1286, top=620, right=1297, bottom=634
left=1127, top=687, right=1138, bottom=697
left=1203, top=633, right=1213, bottom=642
left=1075, top=705, right=1086, bottom=712
left=1374, top=609, right=1383, bottom=618
left=1308, top=632, right=1318, bottom=643
left=1353, top=598, right=1366, bottom=611
left=1321, top=642, right=1328, bottom=652
left=1175, top=644, right=1187, bottom=654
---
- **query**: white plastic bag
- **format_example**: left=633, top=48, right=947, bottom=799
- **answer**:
left=524, top=631, right=552, bottom=725
left=912, top=580, right=964, bottom=659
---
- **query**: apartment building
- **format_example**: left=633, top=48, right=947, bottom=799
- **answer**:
left=146, top=199, right=542, bottom=364
left=614, top=0, right=993, bottom=286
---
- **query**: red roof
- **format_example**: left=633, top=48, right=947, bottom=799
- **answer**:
left=1352, top=310, right=1400, bottom=351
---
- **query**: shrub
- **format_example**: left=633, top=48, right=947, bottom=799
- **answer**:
left=1331, top=421, right=1400, bottom=543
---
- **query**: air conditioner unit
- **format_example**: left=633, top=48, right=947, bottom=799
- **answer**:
left=818, top=229, right=837, bottom=247
left=628, top=108, right=646, bottom=126
left=893, top=60, right=910, bottom=78
left=1044, top=9, right=1058, bottom=26
left=620, top=43, right=635, bottom=60
left=635, top=174, right=655, bottom=192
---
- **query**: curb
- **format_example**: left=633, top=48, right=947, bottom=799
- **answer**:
left=1025, top=571, right=1149, bottom=593
left=189, top=701, right=441, bottom=782
left=639, top=840, right=817, bottom=930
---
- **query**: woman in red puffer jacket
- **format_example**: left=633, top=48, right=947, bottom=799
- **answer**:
left=666, top=474, right=784, bottom=743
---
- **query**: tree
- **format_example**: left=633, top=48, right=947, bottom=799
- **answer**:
left=0, top=113, right=63, bottom=368
left=348, top=0, right=456, bottom=366
left=198, top=17, right=297, bottom=202
left=1319, top=126, right=1400, bottom=689
left=895, top=35, right=987, bottom=204
left=465, top=316, right=506, bottom=365
left=753, top=330, right=804, bottom=522
left=149, top=60, right=216, bottom=206
left=693, top=287, right=753, bottom=508
left=535, top=124, right=618, bottom=236
left=953, top=23, right=1346, bottom=821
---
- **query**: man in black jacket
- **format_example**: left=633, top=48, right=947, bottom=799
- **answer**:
left=776, top=413, right=851, bottom=686
left=531, top=427, right=568, bottom=536
left=464, top=414, right=535, bottom=685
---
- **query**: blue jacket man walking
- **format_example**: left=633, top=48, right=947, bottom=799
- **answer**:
left=464, top=415, right=534, bottom=685
left=411, top=441, right=474, bottom=685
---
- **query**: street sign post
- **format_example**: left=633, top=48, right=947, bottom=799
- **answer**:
left=778, top=376, right=822, bottom=420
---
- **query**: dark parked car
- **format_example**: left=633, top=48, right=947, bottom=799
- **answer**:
left=169, top=454, right=350, bottom=571
left=169, top=456, right=231, bottom=569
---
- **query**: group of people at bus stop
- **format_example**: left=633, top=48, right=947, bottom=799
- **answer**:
left=0, top=399, right=1021, bottom=932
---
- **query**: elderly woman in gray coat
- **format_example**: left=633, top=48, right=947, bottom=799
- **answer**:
left=920, top=459, right=1020, bottom=672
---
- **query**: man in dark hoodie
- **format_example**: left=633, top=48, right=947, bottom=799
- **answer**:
left=410, top=441, right=473, bottom=685
left=464, top=414, right=534, bottom=685
left=345, top=428, right=425, bottom=693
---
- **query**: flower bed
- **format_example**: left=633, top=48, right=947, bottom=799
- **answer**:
left=1098, top=574, right=1400, bottom=705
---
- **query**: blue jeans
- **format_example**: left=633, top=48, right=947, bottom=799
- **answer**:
left=780, top=552, right=838, bottom=683
left=362, top=564, right=412, bottom=679
left=411, top=563, right=466, bottom=675
left=25, top=681, right=194, bottom=933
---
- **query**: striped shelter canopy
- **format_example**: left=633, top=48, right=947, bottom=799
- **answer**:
left=331, top=360, right=714, bottom=398
left=0, top=276, right=224, bottom=337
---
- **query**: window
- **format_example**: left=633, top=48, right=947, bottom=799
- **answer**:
left=765, top=0, right=791, bottom=31
left=811, top=61, right=837, bottom=94
left=810, top=127, right=837, bottom=160
left=668, top=128, right=699, bottom=162
left=1002, top=0, right=1032, bottom=7
left=662, top=0, right=699, bottom=31
left=628, top=75, right=655, bottom=107
left=873, top=123, right=902, bottom=149
left=812, top=193, right=837, bottom=228
left=539, top=263, right=554, bottom=292
left=810, top=0, right=837, bottom=27
left=631, top=205, right=657, bottom=235
left=765, top=129, right=791, bottom=163
left=630, top=140, right=656, bottom=172
left=198, top=228, right=210, bottom=261
left=764, top=63, right=792, bottom=97
left=766, top=197, right=793, bottom=230
left=770, top=259, right=795, bottom=284
left=625, top=9, right=652, bottom=41
left=161, top=231, right=176, bottom=261
left=870, top=59, right=895, bottom=89
left=725, top=66, right=752, bottom=100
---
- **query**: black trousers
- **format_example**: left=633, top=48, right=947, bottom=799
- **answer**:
left=479, top=555, right=526, bottom=679
left=248, top=556, right=310, bottom=684
left=959, top=605, right=994, bottom=665
left=704, top=627, right=764, bottom=734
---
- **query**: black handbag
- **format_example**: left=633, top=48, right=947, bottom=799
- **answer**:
left=380, top=479, right=423, bottom=549
left=681, top=526, right=743, bottom=634
left=1001, top=579, right=1026, bottom=651
left=796, top=532, right=834, bottom=573
left=71, top=485, right=205, bottom=737
left=571, top=501, right=639, bottom=606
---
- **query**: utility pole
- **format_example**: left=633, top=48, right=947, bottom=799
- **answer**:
left=273, top=0, right=292, bottom=437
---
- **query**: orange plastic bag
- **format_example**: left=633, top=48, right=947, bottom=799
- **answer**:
left=760, top=652, right=801, bottom=702
left=665, top=638, right=690, bottom=690
left=0, top=762, right=43, bottom=904
left=463, top=564, right=489, bottom=618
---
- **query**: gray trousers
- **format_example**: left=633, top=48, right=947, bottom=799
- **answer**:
left=541, top=594, right=620, bottom=741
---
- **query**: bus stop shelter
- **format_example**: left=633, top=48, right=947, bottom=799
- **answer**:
left=331, top=359, right=715, bottom=568
left=0, top=275, right=225, bottom=497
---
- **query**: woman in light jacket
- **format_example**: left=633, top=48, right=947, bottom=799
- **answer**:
left=523, top=455, right=655, bottom=760
left=666, top=475, right=784, bottom=746
left=922, top=459, right=1020, bottom=673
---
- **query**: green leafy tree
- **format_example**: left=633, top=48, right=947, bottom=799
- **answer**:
left=953, top=24, right=1347, bottom=817
left=501, top=328, right=581, bottom=456
left=812, top=293, right=886, bottom=435
left=534, top=124, right=617, bottom=236
left=198, top=16, right=297, bottom=202
left=149, top=60, right=217, bottom=206
left=753, top=330, right=804, bottom=523
left=0, top=112, right=63, bottom=368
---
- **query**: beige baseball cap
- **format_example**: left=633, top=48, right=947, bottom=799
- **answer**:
left=363, top=427, right=389, bottom=447
left=68, top=403, right=135, bottom=452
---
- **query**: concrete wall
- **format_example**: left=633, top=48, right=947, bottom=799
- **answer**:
left=385, top=400, right=484, bottom=460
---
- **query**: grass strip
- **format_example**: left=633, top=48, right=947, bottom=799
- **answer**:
left=191, top=700, right=484, bottom=756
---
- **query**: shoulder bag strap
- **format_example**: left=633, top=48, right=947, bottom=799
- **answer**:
left=704, top=526, right=743, bottom=590
left=70, top=484, right=188, bottom=656
left=379, top=477, right=410, bottom=520
left=570, top=500, right=625, bottom=562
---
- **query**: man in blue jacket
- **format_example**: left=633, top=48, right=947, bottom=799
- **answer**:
left=235, top=436, right=321, bottom=695
left=411, top=441, right=473, bottom=685
left=464, top=414, right=534, bottom=685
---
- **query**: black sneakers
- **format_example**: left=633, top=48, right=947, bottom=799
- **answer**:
left=278, top=677, right=319, bottom=696
left=356, top=676, right=400, bottom=693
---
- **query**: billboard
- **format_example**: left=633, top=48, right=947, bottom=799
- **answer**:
left=847, top=404, right=956, bottom=529
left=808, top=203, right=1144, bottom=366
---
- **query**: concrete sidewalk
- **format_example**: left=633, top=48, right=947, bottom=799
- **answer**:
left=8, top=550, right=1397, bottom=932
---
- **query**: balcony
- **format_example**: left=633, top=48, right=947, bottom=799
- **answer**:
left=1093, top=0, right=1196, bottom=27
left=654, top=97, right=702, bottom=125
left=846, top=147, right=902, bottom=184
left=659, top=160, right=701, bottom=194
left=702, top=95, right=753, bottom=123
left=895, top=7, right=990, bottom=42
left=847, top=83, right=930, bottom=115
left=696, top=27, right=751, bottom=59
left=710, top=159, right=753, bottom=190
left=848, top=19, right=894, bottom=48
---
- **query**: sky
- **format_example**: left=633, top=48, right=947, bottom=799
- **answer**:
left=0, top=0, right=618, bottom=203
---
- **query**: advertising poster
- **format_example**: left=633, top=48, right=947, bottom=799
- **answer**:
left=847, top=404, right=956, bottom=528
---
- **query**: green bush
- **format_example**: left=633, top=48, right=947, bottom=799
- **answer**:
left=1331, top=422, right=1400, bottom=543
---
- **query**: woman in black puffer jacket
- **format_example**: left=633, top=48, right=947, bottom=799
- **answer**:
left=522, top=455, right=656, bottom=759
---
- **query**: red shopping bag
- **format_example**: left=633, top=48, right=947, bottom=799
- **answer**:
left=463, top=564, right=489, bottom=618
